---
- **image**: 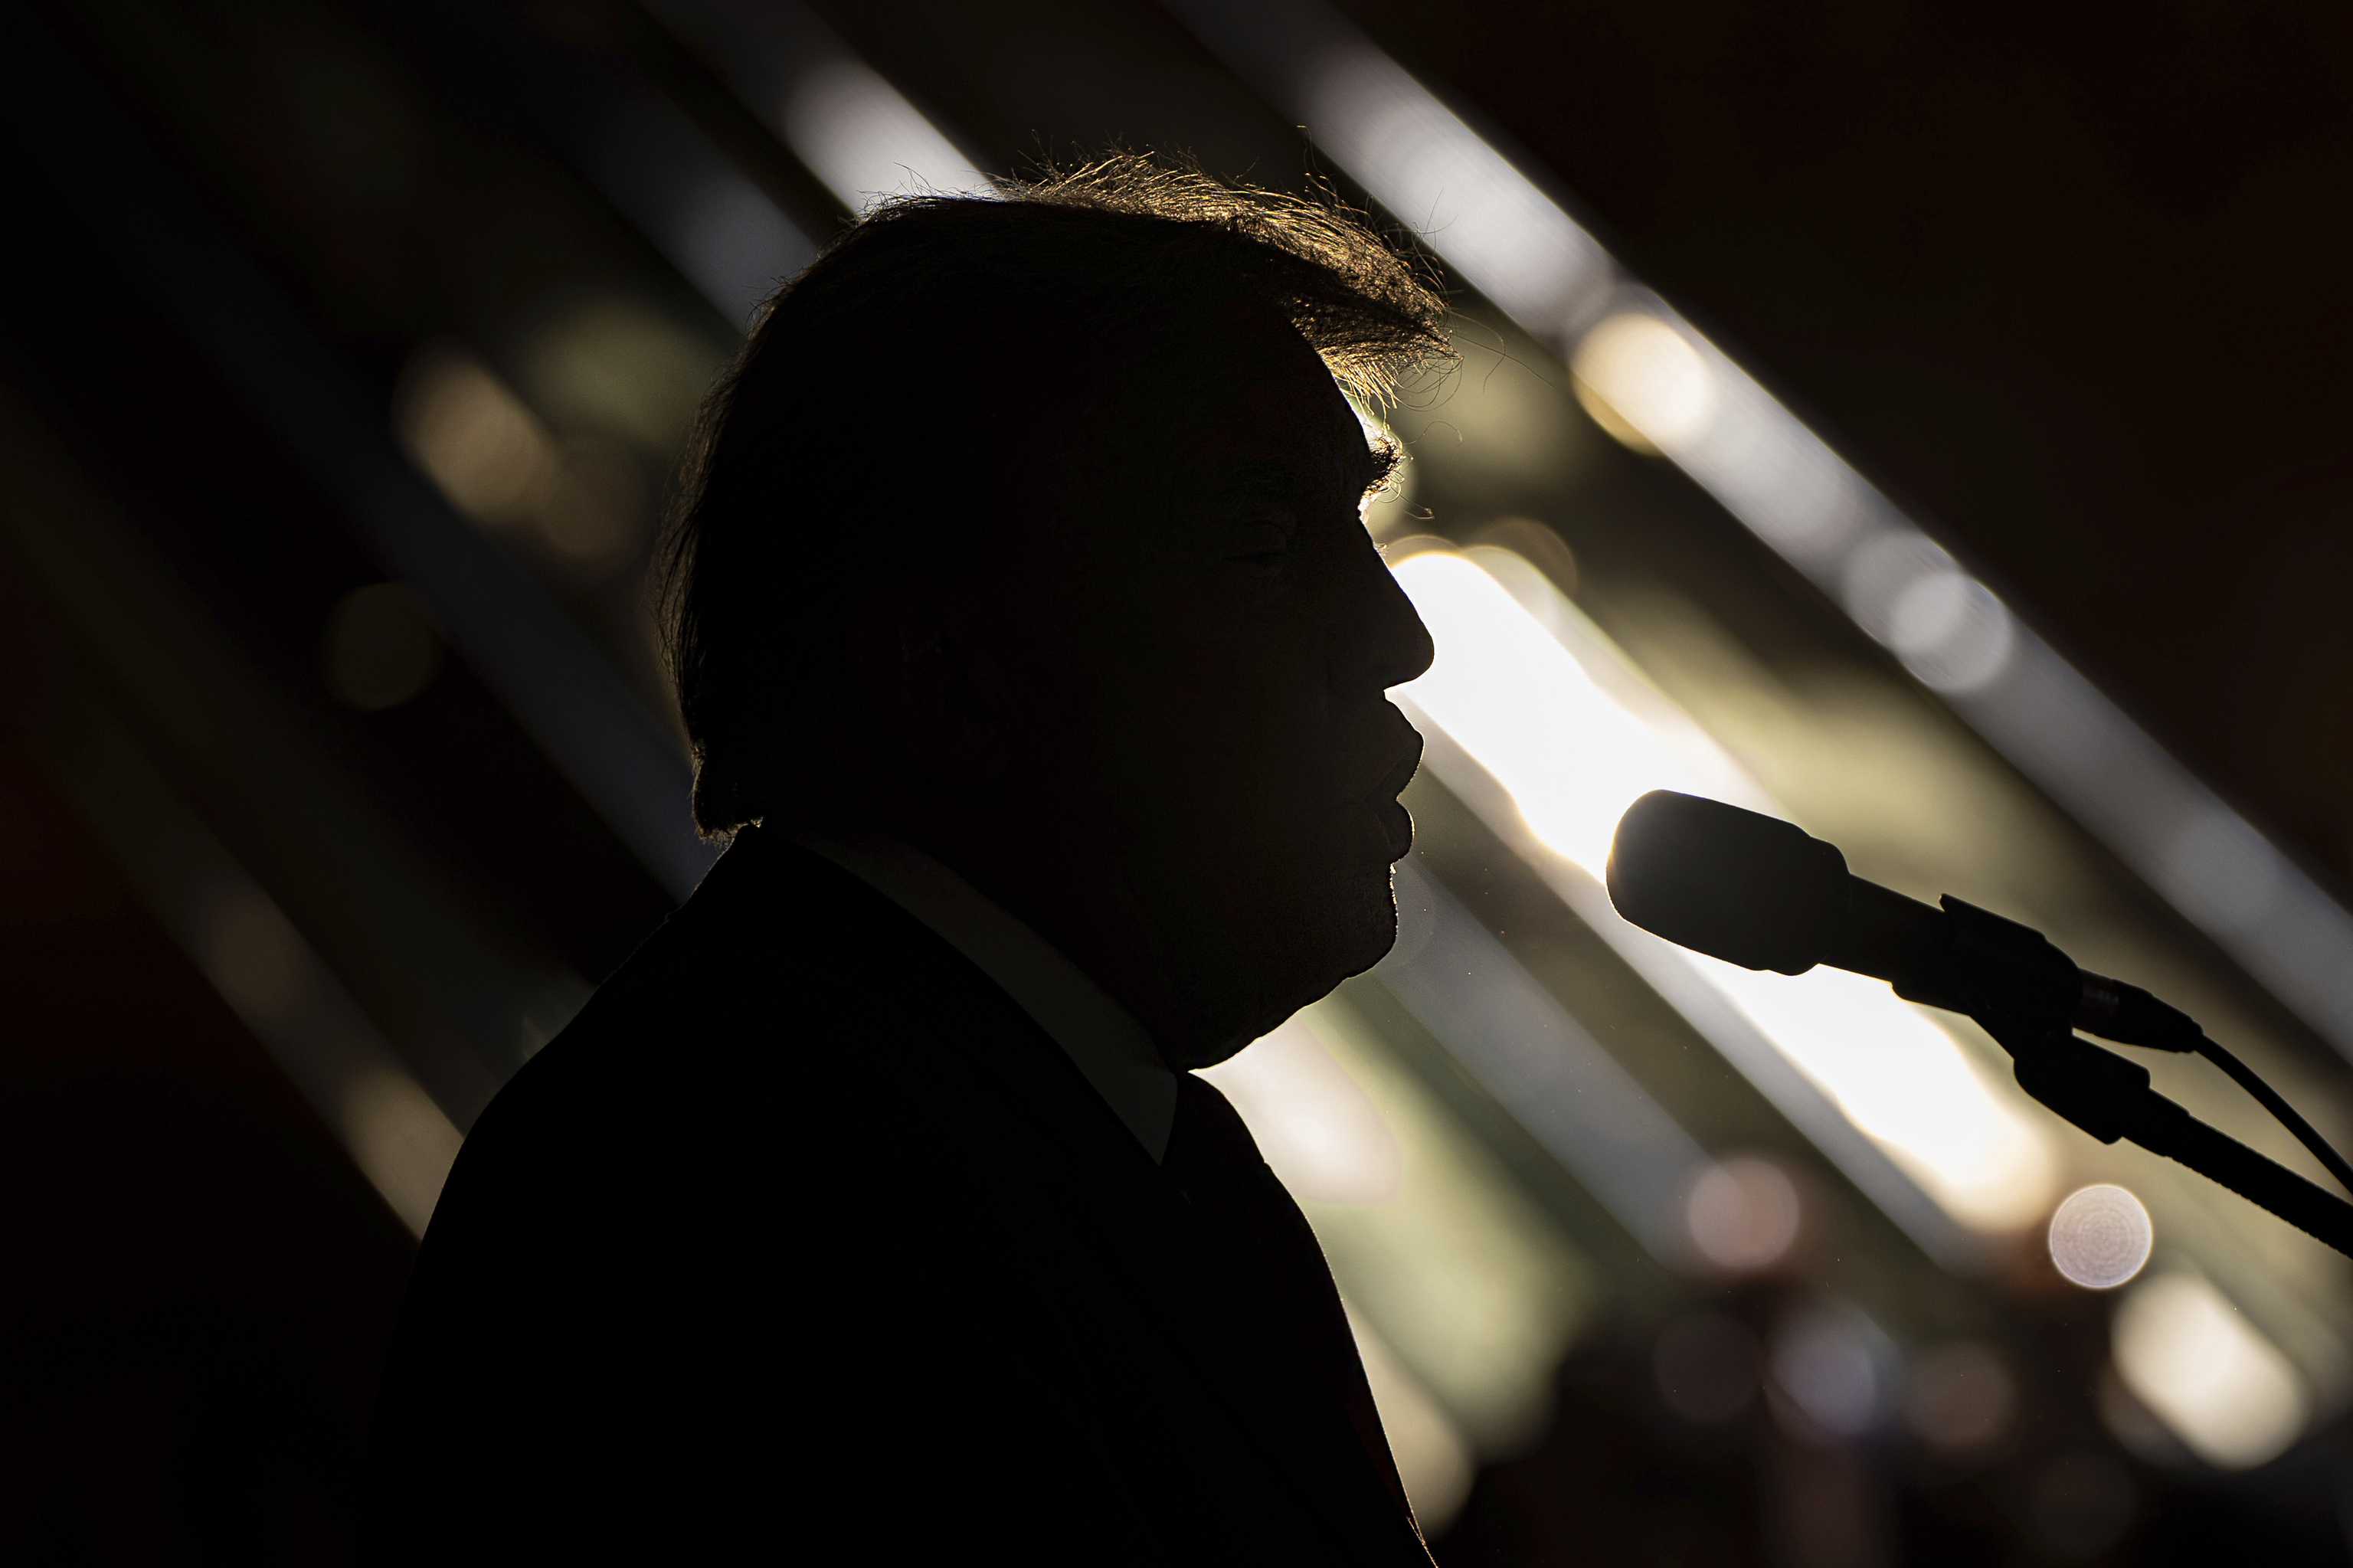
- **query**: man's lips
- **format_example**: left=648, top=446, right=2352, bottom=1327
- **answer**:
left=1363, top=734, right=1424, bottom=861
left=1370, top=794, right=1415, bottom=862
left=1371, top=733, right=1424, bottom=801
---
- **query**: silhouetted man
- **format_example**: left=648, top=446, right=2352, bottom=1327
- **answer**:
left=362, top=157, right=1448, bottom=1563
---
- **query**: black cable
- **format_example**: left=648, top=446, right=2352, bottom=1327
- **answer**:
left=2191, top=1034, right=2353, bottom=1200
left=2129, top=1093, right=2353, bottom=1261
left=1997, top=1022, right=2353, bottom=1260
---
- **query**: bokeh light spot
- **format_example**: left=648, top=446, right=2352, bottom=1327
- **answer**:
left=1571, top=313, right=1716, bottom=454
left=1769, top=1301, right=1888, bottom=1440
left=1685, top=1156, right=1801, bottom=1272
left=1903, top=1340, right=2016, bottom=1455
left=2113, top=1272, right=2306, bottom=1468
left=2048, top=1184, right=2152, bottom=1289
left=1887, top=569, right=2014, bottom=692
left=324, top=583, right=443, bottom=712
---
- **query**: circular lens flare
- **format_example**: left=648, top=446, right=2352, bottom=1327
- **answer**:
left=1685, top=1157, right=1802, bottom=1272
left=2049, top=1184, right=2152, bottom=1289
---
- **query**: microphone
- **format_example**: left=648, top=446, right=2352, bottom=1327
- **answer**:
left=1605, top=790, right=2353, bottom=1255
left=1604, top=790, right=2199, bottom=1052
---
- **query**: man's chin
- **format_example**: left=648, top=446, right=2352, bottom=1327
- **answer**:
left=1273, top=869, right=1399, bottom=996
left=1156, top=859, right=1398, bottom=1067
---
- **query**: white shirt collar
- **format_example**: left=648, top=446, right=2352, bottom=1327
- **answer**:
left=790, top=830, right=1179, bottom=1163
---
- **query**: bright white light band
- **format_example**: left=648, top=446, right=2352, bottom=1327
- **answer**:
left=1167, top=0, right=2353, bottom=1063
left=1382, top=858, right=1710, bottom=1260
left=2115, top=1271, right=2307, bottom=1468
left=584, top=89, right=816, bottom=326
left=1393, top=546, right=2057, bottom=1257
left=47, top=712, right=463, bottom=1236
left=650, top=0, right=990, bottom=211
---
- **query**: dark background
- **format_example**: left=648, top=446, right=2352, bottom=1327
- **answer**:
left=3, top=1, right=2349, bottom=1561
left=1345, top=0, right=2353, bottom=892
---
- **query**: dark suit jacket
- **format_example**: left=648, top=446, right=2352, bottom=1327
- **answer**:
left=361, top=827, right=1436, bottom=1563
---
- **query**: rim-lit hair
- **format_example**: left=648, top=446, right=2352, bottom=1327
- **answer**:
left=660, top=152, right=1451, bottom=838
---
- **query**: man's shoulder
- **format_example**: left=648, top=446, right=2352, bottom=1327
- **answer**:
left=401, top=821, right=1162, bottom=1317
left=444, top=828, right=1016, bottom=1196
left=542, top=829, right=890, bottom=1059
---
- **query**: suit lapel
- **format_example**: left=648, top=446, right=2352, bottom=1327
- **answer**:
left=989, top=1064, right=1430, bottom=1563
left=717, top=836, right=1430, bottom=1563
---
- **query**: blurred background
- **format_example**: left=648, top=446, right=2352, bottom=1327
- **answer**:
left=5, top=0, right=2352, bottom=1560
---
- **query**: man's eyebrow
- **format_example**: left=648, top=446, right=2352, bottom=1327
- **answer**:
left=1186, top=444, right=1398, bottom=510
left=1194, top=458, right=1308, bottom=507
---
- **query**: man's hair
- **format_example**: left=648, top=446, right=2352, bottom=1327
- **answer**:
left=659, top=153, right=1450, bottom=837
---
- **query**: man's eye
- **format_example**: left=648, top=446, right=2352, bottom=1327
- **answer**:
left=1224, top=519, right=1294, bottom=571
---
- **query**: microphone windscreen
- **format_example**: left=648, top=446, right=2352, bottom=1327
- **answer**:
left=1606, top=791, right=1848, bottom=975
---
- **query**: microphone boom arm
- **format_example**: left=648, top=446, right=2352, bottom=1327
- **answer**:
left=1978, top=1012, right=2353, bottom=1260
left=1606, top=791, right=2353, bottom=1257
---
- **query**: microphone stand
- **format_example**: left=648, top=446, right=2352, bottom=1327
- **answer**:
left=1976, top=1013, right=2353, bottom=1260
left=1604, top=792, right=2353, bottom=1259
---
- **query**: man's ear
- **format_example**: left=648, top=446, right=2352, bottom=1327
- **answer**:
left=844, top=583, right=1010, bottom=787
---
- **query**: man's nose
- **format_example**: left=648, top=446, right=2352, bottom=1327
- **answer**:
left=1336, top=535, right=1436, bottom=695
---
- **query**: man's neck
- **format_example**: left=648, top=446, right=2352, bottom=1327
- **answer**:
left=789, top=827, right=1180, bottom=1162
left=831, top=796, right=1221, bottom=1056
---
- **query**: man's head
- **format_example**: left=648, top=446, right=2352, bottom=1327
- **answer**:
left=663, top=156, right=1448, bottom=1066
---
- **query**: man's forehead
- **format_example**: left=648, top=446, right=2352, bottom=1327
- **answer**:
left=1158, top=326, right=1377, bottom=489
left=1026, top=307, right=1379, bottom=542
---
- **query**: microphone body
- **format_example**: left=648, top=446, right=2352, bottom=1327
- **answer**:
left=1606, top=791, right=2353, bottom=1260
left=1605, top=791, right=2198, bottom=1052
